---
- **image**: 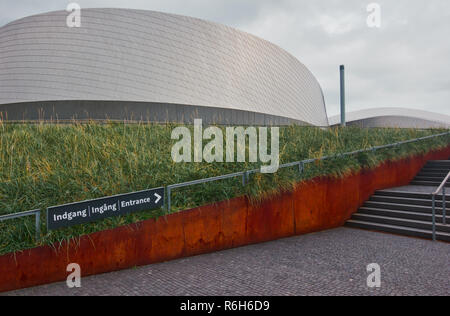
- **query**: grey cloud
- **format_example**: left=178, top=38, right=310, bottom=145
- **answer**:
left=1, top=0, right=449, bottom=117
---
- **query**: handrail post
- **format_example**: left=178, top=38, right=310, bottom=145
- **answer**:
left=167, top=187, right=171, bottom=213
left=443, top=186, right=446, bottom=225
left=35, top=210, right=41, bottom=241
left=431, top=170, right=450, bottom=238
left=298, top=161, right=304, bottom=174
left=242, top=171, right=251, bottom=186
left=431, top=195, right=436, bottom=241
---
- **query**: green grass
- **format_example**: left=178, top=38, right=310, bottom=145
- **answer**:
left=0, top=122, right=449, bottom=256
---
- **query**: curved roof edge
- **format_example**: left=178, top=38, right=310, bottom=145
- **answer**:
left=329, top=107, right=450, bottom=128
left=0, top=8, right=328, bottom=126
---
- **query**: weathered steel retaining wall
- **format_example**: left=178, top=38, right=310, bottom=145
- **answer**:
left=1, top=146, right=449, bottom=292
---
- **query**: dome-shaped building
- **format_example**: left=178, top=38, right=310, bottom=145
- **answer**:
left=0, top=8, right=328, bottom=126
left=329, top=108, right=450, bottom=129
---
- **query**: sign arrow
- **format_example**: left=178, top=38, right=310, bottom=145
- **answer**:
left=154, top=193, right=162, bottom=204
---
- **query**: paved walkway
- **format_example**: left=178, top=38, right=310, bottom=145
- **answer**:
left=3, top=227, right=449, bottom=296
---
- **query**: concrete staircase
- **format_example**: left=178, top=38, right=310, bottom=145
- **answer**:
left=346, top=160, right=450, bottom=241
left=411, top=160, right=450, bottom=187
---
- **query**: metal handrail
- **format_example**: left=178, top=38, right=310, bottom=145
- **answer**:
left=0, top=209, right=41, bottom=241
left=166, top=131, right=450, bottom=212
left=0, top=131, right=449, bottom=236
left=431, top=171, right=450, bottom=241
left=166, top=171, right=248, bottom=212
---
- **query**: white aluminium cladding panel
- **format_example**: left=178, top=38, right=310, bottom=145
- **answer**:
left=0, top=8, right=328, bottom=126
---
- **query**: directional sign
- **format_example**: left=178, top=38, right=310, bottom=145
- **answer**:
left=47, top=187, right=164, bottom=230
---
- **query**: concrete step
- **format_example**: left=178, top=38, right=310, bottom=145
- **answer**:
left=351, top=213, right=450, bottom=233
left=418, top=169, right=449, bottom=173
left=425, top=160, right=450, bottom=165
left=414, top=176, right=447, bottom=182
left=375, top=190, right=444, bottom=200
left=370, top=195, right=446, bottom=207
left=410, top=181, right=450, bottom=187
left=358, top=207, right=447, bottom=223
left=345, top=220, right=450, bottom=242
left=421, top=167, right=450, bottom=173
left=425, top=165, right=450, bottom=169
left=363, top=201, right=444, bottom=215
left=425, top=161, right=450, bottom=166
left=416, top=172, right=449, bottom=178
left=421, top=169, right=450, bottom=175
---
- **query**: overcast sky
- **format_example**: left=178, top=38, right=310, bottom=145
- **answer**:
left=1, top=0, right=449, bottom=117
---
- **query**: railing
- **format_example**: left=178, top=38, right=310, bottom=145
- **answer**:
left=0, top=131, right=449, bottom=241
left=431, top=171, right=450, bottom=241
left=0, top=209, right=41, bottom=241
left=166, top=172, right=248, bottom=212
left=166, top=131, right=450, bottom=212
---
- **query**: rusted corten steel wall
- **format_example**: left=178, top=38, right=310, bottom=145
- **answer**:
left=1, top=146, right=449, bottom=292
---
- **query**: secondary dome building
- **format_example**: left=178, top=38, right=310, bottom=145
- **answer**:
left=0, top=8, right=328, bottom=126
left=328, top=108, right=450, bottom=129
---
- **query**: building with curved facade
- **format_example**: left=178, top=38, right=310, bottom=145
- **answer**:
left=0, top=8, right=328, bottom=126
left=329, top=108, right=450, bottom=129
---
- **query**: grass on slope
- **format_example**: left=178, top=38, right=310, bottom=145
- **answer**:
left=0, top=122, right=449, bottom=255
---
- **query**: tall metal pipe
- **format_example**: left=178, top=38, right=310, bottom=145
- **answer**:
left=340, top=65, right=346, bottom=127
